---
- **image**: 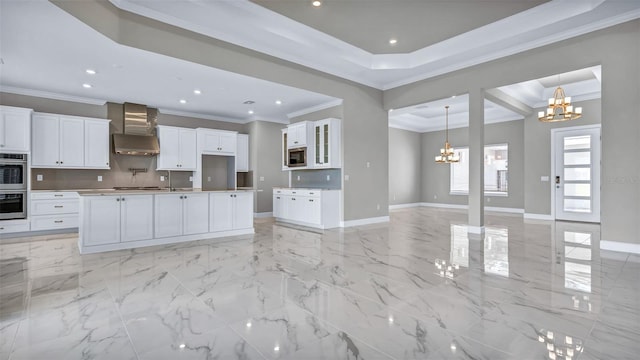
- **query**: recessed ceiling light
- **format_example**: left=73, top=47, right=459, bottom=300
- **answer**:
left=82, top=83, right=92, bottom=88
left=451, top=95, right=456, bottom=98
left=275, top=100, right=282, bottom=105
left=85, top=69, right=96, bottom=75
left=389, top=39, right=398, bottom=45
left=243, top=100, right=255, bottom=105
left=248, top=110, right=254, bottom=115
left=179, top=99, right=187, bottom=104
left=193, top=89, right=201, bottom=95
left=312, top=1, right=322, bottom=7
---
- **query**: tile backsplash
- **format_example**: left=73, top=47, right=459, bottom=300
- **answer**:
left=290, top=168, right=341, bottom=189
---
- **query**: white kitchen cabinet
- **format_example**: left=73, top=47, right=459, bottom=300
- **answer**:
left=286, top=122, right=310, bottom=148
left=281, top=129, right=288, bottom=170
left=30, top=191, right=80, bottom=231
left=313, top=118, right=341, bottom=168
left=236, top=134, right=249, bottom=172
left=209, top=192, right=253, bottom=232
left=32, top=113, right=108, bottom=169
left=198, top=128, right=237, bottom=155
left=84, top=119, right=111, bottom=169
left=157, top=125, right=197, bottom=170
left=0, top=106, right=31, bottom=153
left=272, top=188, right=340, bottom=229
left=81, top=194, right=153, bottom=246
left=155, top=192, right=209, bottom=237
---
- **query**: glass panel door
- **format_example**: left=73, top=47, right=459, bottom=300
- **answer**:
left=553, top=126, right=600, bottom=222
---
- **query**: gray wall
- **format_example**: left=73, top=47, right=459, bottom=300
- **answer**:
left=389, top=127, right=422, bottom=205
left=420, top=120, right=524, bottom=209
left=55, top=0, right=389, bottom=223
left=524, top=98, right=601, bottom=215
left=246, top=121, right=289, bottom=213
left=385, top=20, right=640, bottom=245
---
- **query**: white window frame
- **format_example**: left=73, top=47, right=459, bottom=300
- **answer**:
left=450, top=143, right=509, bottom=197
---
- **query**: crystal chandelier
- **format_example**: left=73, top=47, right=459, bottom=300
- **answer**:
left=538, top=86, right=583, bottom=122
left=435, top=106, right=460, bottom=163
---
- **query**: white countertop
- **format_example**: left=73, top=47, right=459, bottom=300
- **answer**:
left=32, top=189, right=254, bottom=196
left=273, top=187, right=341, bottom=191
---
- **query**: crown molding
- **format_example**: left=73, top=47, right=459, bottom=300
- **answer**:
left=0, top=85, right=107, bottom=106
left=286, top=99, right=343, bottom=119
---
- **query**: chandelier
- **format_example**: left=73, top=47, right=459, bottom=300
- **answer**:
left=538, top=86, right=583, bottom=122
left=435, top=105, right=460, bottom=163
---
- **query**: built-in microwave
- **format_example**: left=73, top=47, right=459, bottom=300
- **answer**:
left=0, top=154, right=27, bottom=191
left=288, top=147, right=307, bottom=167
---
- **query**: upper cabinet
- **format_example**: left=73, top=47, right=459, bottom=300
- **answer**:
left=236, top=134, right=249, bottom=172
left=32, top=113, right=110, bottom=169
left=313, top=118, right=341, bottom=168
left=281, top=129, right=288, bottom=170
left=198, top=128, right=237, bottom=155
left=286, top=121, right=311, bottom=148
left=0, top=106, right=32, bottom=153
left=156, top=125, right=197, bottom=171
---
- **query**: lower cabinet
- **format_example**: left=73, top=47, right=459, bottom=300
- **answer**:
left=81, top=195, right=153, bottom=246
left=155, top=193, right=209, bottom=238
left=79, top=191, right=254, bottom=253
left=30, top=191, right=80, bottom=231
left=210, top=192, right=253, bottom=232
left=273, top=189, right=340, bottom=229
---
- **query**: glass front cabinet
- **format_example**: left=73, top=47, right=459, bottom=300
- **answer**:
left=313, top=118, right=341, bottom=168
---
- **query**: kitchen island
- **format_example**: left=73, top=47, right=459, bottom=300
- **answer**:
left=78, top=189, right=254, bottom=254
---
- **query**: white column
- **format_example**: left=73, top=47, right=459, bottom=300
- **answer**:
left=468, top=88, right=485, bottom=234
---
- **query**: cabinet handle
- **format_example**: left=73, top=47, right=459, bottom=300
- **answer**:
left=276, top=197, right=280, bottom=199
left=54, top=220, right=63, bottom=223
left=116, top=198, right=120, bottom=202
left=294, top=141, right=298, bottom=144
left=184, top=195, right=187, bottom=199
left=0, top=144, right=4, bottom=147
left=292, top=198, right=296, bottom=200
left=121, top=197, right=125, bottom=201
left=60, top=161, right=63, bottom=164
left=106, top=162, right=109, bottom=166
left=309, top=199, right=314, bottom=202
left=54, top=194, right=63, bottom=197
left=54, top=205, right=64, bottom=208
left=56, top=161, right=59, bottom=164
left=0, top=227, right=4, bottom=230
left=310, top=192, right=314, bottom=195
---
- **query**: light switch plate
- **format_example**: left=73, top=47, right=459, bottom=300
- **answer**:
left=207, top=176, right=211, bottom=182
left=541, top=176, right=550, bottom=182
left=97, top=176, right=103, bottom=182
left=36, top=174, right=43, bottom=181
left=189, top=176, right=193, bottom=182
left=260, top=176, right=265, bottom=181
left=326, top=175, right=330, bottom=181
left=345, top=175, right=350, bottom=181
left=160, top=176, right=165, bottom=181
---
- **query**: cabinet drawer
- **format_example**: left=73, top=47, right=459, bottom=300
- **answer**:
left=0, top=222, right=30, bottom=234
left=31, top=199, right=79, bottom=215
left=30, top=214, right=79, bottom=231
left=31, top=192, right=79, bottom=200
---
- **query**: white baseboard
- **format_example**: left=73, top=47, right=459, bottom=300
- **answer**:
left=467, top=225, right=485, bottom=234
left=523, top=213, right=554, bottom=220
left=600, top=240, right=640, bottom=254
left=485, top=206, right=524, bottom=214
left=254, top=212, right=273, bottom=218
left=420, top=202, right=467, bottom=210
left=389, top=203, right=422, bottom=210
left=340, top=216, right=390, bottom=228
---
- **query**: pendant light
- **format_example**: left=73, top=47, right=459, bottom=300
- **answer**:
left=435, top=105, right=460, bottom=163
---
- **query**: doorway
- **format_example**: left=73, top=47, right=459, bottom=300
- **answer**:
left=552, top=125, right=601, bottom=223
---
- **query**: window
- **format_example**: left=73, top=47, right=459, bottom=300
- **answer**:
left=450, top=144, right=508, bottom=195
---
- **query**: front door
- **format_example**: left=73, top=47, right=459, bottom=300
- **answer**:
left=553, top=125, right=601, bottom=223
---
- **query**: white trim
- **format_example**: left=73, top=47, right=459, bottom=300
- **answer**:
left=467, top=225, right=485, bottom=234
left=420, top=202, right=468, bottom=210
left=389, top=203, right=422, bottom=210
left=1, top=86, right=107, bottom=106
left=388, top=123, right=423, bottom=133
left=158, top=108, right=248, bottom=124
left=340, top=216, right=390, bottom=228
left=254, top=212, right=273, bottom=218
left=286, top=99, right=343, bottom=119
left=485, top=206, right=524, bottom=214
left=600, top=240, right=640, bottom=255
left=523, top=213, right=554, bottom=220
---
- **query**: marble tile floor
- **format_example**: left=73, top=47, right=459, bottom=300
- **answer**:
left=1, top=207, right=639, bottom=359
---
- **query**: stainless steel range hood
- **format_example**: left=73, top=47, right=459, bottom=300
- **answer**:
left=113, top=103, right=160, bottom=155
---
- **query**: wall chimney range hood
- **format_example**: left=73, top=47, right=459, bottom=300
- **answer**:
left=113, top=102, right=160, bottom=155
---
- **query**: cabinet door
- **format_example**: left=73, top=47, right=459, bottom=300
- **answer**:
left=287, top=123, right=306, bottom=148
left=84, top=120, right=110, bottom=168
left=59, top=117, right=85, bottom=167
left=179, top=129, right=197, bottom=169
left=201, top=131, right=220, bottom=153
left=120, top=195, right=154, bottom=242
left=218, top=132, right=237, bottom=154
left=281, top=130, right=288, bottom=170
left=273, top=194, right=282, bottom=218
left=82, top=196, right=121, bottom=246
left=289, top=196, right=301, bottom=222
left=210, top=193, right=233, bottom=232
left=31, top=114, right=60, bottom=167
left=233, top=192, right=253, bottom=230
left=157, top=126, right=180, bottom=170
left=0, top=109, right=30, bottom=152
left=154, top=194, right=183, bottom=238
left=183, top=193, right=209, bottom=235
left=305, top=197, right=322, bottom=225
left=236, top=134, right=249, bottom=172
